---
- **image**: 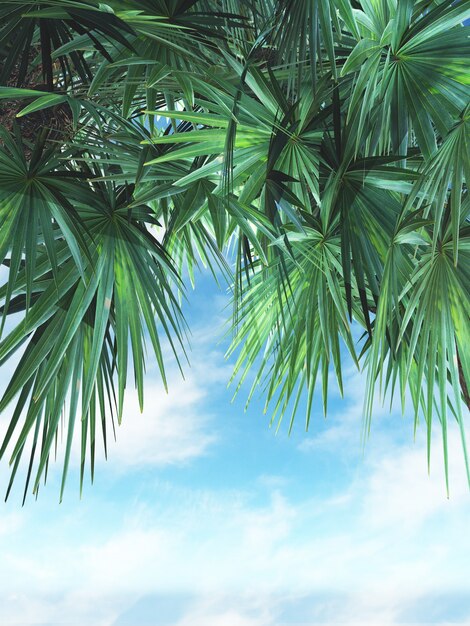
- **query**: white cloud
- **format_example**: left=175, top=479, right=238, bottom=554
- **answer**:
left=0, top=511, right=23, bottom=536
left=96, top=376, right=217, bottom=470
left=0, top=309, right=232, bottom=490
left=1, top=441, right=470, bottom=626
left=85, top=314, right=234, bottom=471
left=173, top=594, right=275, bottom=626
left=4, top=407, right=470, bottom=608
left=360, top=428, right=469, bottom=531
left=1, top=293, right=470, bottom=626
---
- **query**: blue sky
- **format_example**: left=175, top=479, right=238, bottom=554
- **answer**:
left=0, top=269, right=470, bottom=626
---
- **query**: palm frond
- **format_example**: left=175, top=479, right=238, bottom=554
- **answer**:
left=0, top=0, right=469, bottom=498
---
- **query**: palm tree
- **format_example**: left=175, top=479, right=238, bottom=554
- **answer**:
left=0, top=0, right=468, bottom=501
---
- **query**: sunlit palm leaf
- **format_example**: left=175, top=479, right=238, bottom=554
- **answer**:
left=0, top=0, right=468, bottom=498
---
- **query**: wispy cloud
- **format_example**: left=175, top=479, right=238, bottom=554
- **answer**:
left=297, top=363, right=404, bottom=456
left=2, top=420, right=469, bottom=626
left=94, top=376, right=217, bottom=470
left=88, top=312, right=233, bottom=471
left=0, top=306, right=231, bottom=489
left=1, top=285, right=469, bottom=626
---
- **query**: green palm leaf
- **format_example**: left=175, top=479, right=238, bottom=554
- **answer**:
left=0, top=0, right=468, bottom=499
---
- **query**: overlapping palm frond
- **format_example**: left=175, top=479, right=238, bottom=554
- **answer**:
left=0, top=0, right=469, bottom=499
left=0, top=129, right=186, bottom=502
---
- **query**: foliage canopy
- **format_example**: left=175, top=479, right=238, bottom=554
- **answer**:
left=0, top=0, right=469, bottom=500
